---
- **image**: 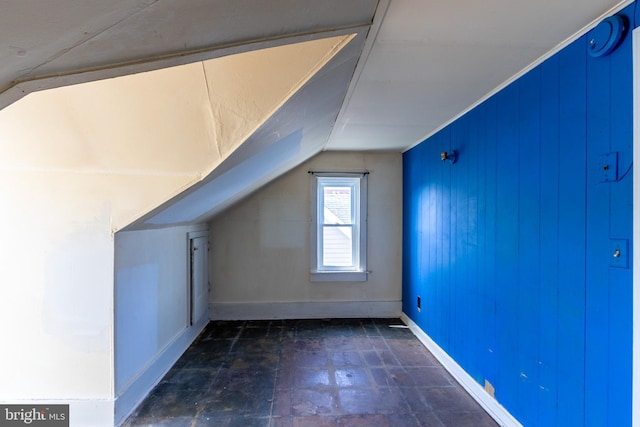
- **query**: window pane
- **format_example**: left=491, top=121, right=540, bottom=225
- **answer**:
left=323, top=186, right=352, bottom=224
left=322, top=226, right=353, bottom=266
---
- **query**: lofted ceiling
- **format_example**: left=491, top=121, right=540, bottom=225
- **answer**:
left=0, top=0, right=632, bottom=229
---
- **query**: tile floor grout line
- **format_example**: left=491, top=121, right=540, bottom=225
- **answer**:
left=226, top=321, right=245, bottom=354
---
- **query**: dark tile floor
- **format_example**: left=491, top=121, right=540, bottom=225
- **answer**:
left=123, top=318, right=498, bottom=427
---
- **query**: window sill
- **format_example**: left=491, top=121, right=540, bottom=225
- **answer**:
left=310, top=271, right=368, bottom=282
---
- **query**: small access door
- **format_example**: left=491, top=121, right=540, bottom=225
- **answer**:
left=189, top=232, right=209, bottom=325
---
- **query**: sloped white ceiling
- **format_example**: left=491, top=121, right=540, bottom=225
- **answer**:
left=0, top=0, right=633, bottom=228
left=0, top=0, right=377, bottom=109
left=327, top=0, right=632, bottom=151
left=0, top=35, right=358, bottom=230
left=132, top=31, right=369, bottom=228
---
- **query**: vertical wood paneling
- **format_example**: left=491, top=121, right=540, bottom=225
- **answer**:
left=467, top=106, right=482, bottom=382
left=538, top=54, right=560, bottom=427
left=448, top=123, right=460, bottom=360
left=516, top=68, right=542, bottom=426
left=482, top=97, right=498, bottom=388
left=427, top=138, right=439, bottom=337
left=585, top=29, right=612, bottom=427
left=416, top=140, right=427, bottom=329
left=556, top=39, right=587, bottom=427
left=494, top=83, right=521, bottom=413
left=439, top=128, right=452, bottom=350
left=451, top=115, right=468, bottom=370
left=402, top=6, right=634, bottom=427
left=402, top=142, right=420, bottom=321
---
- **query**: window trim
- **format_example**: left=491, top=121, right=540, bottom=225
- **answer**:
left=310, top=171, right=367, bottom=282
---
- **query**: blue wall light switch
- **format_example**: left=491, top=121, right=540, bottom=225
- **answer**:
left=609, top=239, right=628, bottom=268
left=598, top=153, right=618, bottom=183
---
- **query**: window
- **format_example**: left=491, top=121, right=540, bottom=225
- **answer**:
left=310, top=172, right=367, bottom=282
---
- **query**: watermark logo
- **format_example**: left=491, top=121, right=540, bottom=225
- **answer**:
left=0, top=405, right=68, bottom=426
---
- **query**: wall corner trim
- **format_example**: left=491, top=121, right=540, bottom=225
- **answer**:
left=400, top=313, right=523, bottom=427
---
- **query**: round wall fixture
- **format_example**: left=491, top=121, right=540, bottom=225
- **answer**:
left=588, top=15, right=626, bottom=57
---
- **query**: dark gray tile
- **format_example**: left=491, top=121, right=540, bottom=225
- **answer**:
left=324, top=337, right=359, bottom=352
left=123, top=319, right=498, bottom=427
left=331, top=351, right=363, bottom=366
left=419, top=386, right=479, bottom=411
left=124, top=416, right=195, bottom=427
left=405, top=367, right=453, bottom=387
left=435, top=410, right=498, bottom=427
left=370, top=367, right=413, bottom=387
left=291, top=389, right=340, bottom=416
left=292, top=338, right=325, bottom=352
left=392, top=348, right=438, bottom=366
left=272, top=389, right=292, bottom=416
left=161, top=368, right=217, bottom=391
left=294, top=368, right=332, bottom=388
left=361, top=350, right=383, bottom=366
left=292, top=415, right=338, bottom=426
left=202, top=387, right=273, bottom=416
left=226, top=415, right=271, bottom=427
left=335, top=414, right=390, bottom=427
left=142, top=388, right=206, bottom=419
left=334, top=368, right=372, bottom=388
left=378, top=350, right=401, bottom=366
left=413, top=411, right=445, bottom=427
left=295, top=351, right=330, bottom=368
left=338, top=387, right=411, bottom=416
left=276, top=366, right=295, bottom=389
left=271, top=416, right=293, bottom=427
left=232, top=338, right=282, bottom=355
left=386, top=413, right=424, bottom=427
left=225, top=352, right=280, bottom=371
left=214, top=367, right=276, bottom=390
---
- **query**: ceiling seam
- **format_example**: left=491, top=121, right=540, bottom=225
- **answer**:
left=201, top=61, right=223, bottom=165
left=324, top=0, right=390, bottom=151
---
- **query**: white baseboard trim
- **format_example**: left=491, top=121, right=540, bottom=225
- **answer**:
left=400, top=313, right=523, bottom=427
left=114, top=316, right=209, bottom=426
left=210, top=300, right=402, bottom=320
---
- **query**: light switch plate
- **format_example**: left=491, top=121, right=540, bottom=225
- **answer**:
left=609, top=239, right=628, bottom=268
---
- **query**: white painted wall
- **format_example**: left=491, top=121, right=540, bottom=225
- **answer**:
left=0, top=64, right=220, bottom=426
left=113, top=224, right=209, bottom=424
left=209, top=151, right=403, bottom=319
left=0, top=171, right=115, bottom=399
left=0, top=37, right=359, bottom=426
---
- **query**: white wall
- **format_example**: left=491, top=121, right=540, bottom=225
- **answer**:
left=0, top=36, right=361, bottom=426
left=0, top=63, right=220, bottom=427
left=0, top=172, right=115, bottom=411
left=113, top=224, right=209, bottom=424
left=209, top=151, right=403, bottom=319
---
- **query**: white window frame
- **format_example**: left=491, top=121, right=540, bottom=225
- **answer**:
left=310, top=172, right=367, bottom=282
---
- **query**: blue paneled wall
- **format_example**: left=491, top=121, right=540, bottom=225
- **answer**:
left=402, top=5, right=634, bottom=426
